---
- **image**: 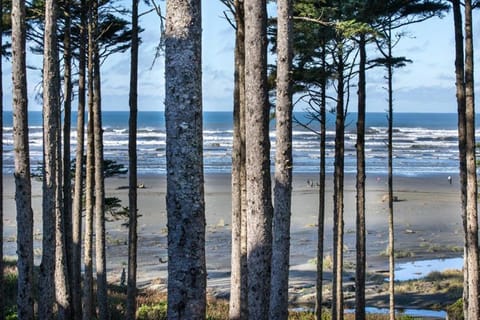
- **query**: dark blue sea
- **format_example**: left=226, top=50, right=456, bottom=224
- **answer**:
left=1, top=111, right=468, bottom=176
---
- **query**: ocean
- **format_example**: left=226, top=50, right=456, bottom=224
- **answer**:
left=1, top=111, right=469, bottom=177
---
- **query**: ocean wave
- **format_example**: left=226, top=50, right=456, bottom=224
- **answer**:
left=0, top=121, right=468, bottom=176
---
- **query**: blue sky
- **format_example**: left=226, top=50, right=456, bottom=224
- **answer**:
left=2, top=1, right=479, bottom=113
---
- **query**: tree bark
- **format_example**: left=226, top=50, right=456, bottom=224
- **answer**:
left=452, top=0, right=468, bottom=317
left=72, top=0, right=87, bottom=318
left=464, top=1, right=479, bottom=318
left=269, top=0, right=293, bottom=318
left=229, top=0, right=248, bottom=318
left=54, top=2, right=72, bottom=318
left=387, top=22, right=395, bottom=320
left=316, top=41, right=327, bottom=320
left=165, top=0, right=206, bottom=318
left=39, top=0, right=62, bottom=317
left=332, top=44, right=345, bottom=320
left=62, top=1, right=74, bottom=315
left=244, top=0, right=273, bottom=318
left=0, top=0, right=4, bottom=317
left=355, top=34, right=367, bottom=320
left=126, top=0, right=139, bottom=318
left=12, top=1, right=34, bottom=318
left=83, top=114, right=95, bottom=320
left=55, top=105, right=71, bottom=319
left=93, top=0, right=109, bottom=315
left=83, top=1, right=96, bottom=316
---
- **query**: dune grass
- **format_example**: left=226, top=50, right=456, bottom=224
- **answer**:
left=2, top=260, right=455, bottom=319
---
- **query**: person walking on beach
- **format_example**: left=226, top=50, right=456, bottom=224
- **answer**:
left=448, top=175, right=452, bottom=185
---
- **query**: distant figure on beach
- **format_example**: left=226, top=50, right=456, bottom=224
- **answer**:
left=448, top=175, right=452, bottom=185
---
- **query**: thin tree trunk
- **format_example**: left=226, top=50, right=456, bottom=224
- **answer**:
left=269, top=0, right=293, bottom=318
left=387, top=22, right=395, bottom=320
left=165, top=0, right=206, bottom=318
left=332, top=45, right=345, bottom=320
left=53, top=2, right=72, bottom=318
left=55, top=100, right=71, bottom=320
left=452, top=0, right=468, bottom=317
left=93, top=0, right=108, bottom=315
left=72, top=0, right=87, bottom=318
left=126, top=0, right=139, bottom=318
left=244, top=0, right=273, bottom=318
left=39, top=0, right=61, bottom=317
left=229, top=0, right=247, bottom=318
left=315, top=41, right=327, bottom=320
left=62, top=1, right=74, bottom=314
left=355, top=34, right=367, bottom=320
left=83, top=1, right=96, bottom=316
left=239, top=95, right=248, bottom=320
left=0, top=0, right=4, bottom=317
left=12, top=1, right=34, bottom=318
left=83, top=115, right=94, bottom=320
left=464, top=1, right=479, bottom=318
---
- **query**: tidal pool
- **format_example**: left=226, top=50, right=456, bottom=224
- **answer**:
left=294, top=306, right=447, bottom=318
left=293, top=258, right=463, bottom=319
left=394, top=257, right=463, bottom=281
left=345, top=307, right=446, bottom=318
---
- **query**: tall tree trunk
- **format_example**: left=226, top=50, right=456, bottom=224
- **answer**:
left=316, top=41, right=327, bottom=320
left=55, top=98, right=70, bottom=320
left=452, top=0, right=468, bottom=317
left=229, top=0, right=248, bottom=318
left=0, top=0, right=4, bottom=317
left=83, top=1, right=96, bottom=316
left=72, top=0, right=87, bottom=318
left=332, top=44, right=345, bottom=320
left=39, top=0, right=62, bottom=317
left=269, top=0, right=293, bottom=318
left=387, top=22, right=395, bottom=320
left=83, top=112, right=95, bottom=320
left=126, top=0, right=139, bottom=318
left=464, top=1, right=479, bottom=318
left=54, top=2, right=72, bottom=318
left=12, top=1, right=35, bottom=318
left=355, top=34, right=367, bottom=320
left=244, top=0, right=273, bottom=318
left=165, top=0, right=206, bottom=318
left=62, top=1, right=74, bottom=314
left=93, top=0, right=108, bottom=315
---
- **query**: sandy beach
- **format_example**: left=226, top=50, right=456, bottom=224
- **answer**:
left=2, top=171, right=464, bottom=311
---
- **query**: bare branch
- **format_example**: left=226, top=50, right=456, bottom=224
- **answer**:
left=292, top=16, right=333, bottom=27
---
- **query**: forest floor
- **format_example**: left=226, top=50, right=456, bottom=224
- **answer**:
left=2, top=172, right=464, bottom=317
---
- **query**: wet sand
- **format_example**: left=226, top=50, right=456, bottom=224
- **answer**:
left=2, top=172, right=464, bottom=310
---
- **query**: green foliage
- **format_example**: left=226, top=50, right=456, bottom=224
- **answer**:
left=32, top=158, right=131, bottom=224
left=206, top=299, right=230, bottom=320
left=136, top=303, right=167, bottom=320
left=335, top=19, right=374, bottom=38
left=70, top=157, right=128, bottom=179
left=369, top=0, right=449, bottom=24
left=105, top=197, right=127, bottom=218
left=369, top=56, right=412, bottom=69
left=133, top=299, right=231, bottom=320
left=4, top=272, right=17, bottom=297
left=105, top=197, right=135, bottom=226
left=34, top=157, right=127, bottom=180
left=103, top=159, right=128, bottom=177
left=27, top=0, right=132, bottom=59
left=295, top=0, right=331, bottom=20
left=5, top=308, right=18, bottom=320
left=446, top=298, right=464, bottom=320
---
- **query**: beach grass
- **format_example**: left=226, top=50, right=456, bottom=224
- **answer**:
left=2, top=258, right=452, bottom=319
